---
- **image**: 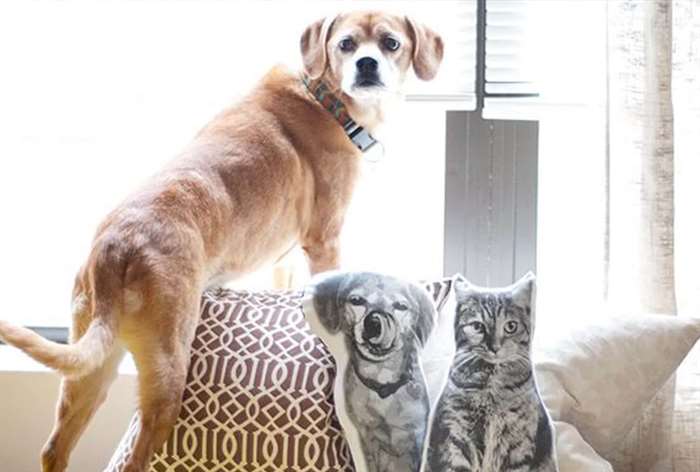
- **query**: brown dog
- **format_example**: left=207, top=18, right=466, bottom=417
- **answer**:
left=0, top=11, right=442, bottom=472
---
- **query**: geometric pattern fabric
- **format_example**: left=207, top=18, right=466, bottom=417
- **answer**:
left=106, top=280, right=452, bottom=471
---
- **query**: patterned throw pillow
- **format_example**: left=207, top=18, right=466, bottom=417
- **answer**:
left=106, top=280, right=452, bottom=472
left=301, top=272, right=446, bottom=472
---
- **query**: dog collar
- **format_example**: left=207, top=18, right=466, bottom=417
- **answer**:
left=353, top=366, right=411, bottom=399
left=301, top=74, right=378, bottom=153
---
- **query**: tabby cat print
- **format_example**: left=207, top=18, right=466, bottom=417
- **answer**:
left=423, top=273, right=558, bottom=472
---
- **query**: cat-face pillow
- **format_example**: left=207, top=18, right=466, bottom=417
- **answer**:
left=424, top=273, right=559, bottom=472
left=303, top=271, right=438, bottom=472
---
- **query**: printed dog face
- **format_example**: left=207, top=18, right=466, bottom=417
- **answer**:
left=310, top=272, right=435, bottom=362
left=300, top=11, right=444, bottom=102
left=344, top=276, right=426, bottom=362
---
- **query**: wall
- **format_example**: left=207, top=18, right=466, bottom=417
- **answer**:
left=0, top=352, right=136, bottom=472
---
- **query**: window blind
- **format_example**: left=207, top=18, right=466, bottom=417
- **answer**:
left=484, top=0, right=538, bottom=98
left=482, top=0, right=608, bottom=119
left=399, top=0, right=477, bottom=108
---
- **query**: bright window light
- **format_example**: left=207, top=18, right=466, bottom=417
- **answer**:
left=0, top=1, right=456, bottom=326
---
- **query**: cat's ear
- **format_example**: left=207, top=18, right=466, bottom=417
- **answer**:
left=511, top=272, right=536, bottom=307
left=453, top=274, right=477, bottom=297
left=308, top=271, right=347, bottom=333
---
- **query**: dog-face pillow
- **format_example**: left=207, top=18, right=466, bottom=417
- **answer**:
left=302, top=271, right=437, bottom=472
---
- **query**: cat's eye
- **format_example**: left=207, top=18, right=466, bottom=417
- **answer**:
left=339, top=38, right=356, bottom=52
left=468, top=321, right=485, bottom=334
left=348, top=295, right=365, bottom=306
left=504, top=320, right=519, bottom=334
left=383, top=36, right=401, bottom=51
left=393, top=301, right=409, bottom=311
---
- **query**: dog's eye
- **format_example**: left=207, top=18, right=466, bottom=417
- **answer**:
left=339, top=38, right=356, bottom=52
left=393, top=301, right=408, bottom=311
left=383, top=37, right=400, bottom=51
left=504, top=320, right=519, bottom=335
left=348, top=295, right=365, bottom=306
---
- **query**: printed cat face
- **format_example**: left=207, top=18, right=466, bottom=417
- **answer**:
left=450, top=273, right=536, bottom=390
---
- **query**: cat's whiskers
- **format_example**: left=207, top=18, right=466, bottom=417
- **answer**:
left=513, top=353, right=532, bottom=369
left=452, top=353, right=478, bottom=371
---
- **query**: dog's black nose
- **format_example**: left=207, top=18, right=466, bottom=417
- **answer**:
left=356, top=56, right=378, bottom=73
left=363, top=312, right=383, bottom=341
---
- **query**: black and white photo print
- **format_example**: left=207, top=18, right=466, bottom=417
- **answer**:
left=424, top=273, right=558, bottom=472
left=303, top=271, right=437, bottom=472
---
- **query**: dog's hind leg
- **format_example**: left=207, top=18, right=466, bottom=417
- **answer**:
left=41, top=347, right=125, bottom=472
left=40, top=278, right=125, bottom=472
left=121, top=294, right=200, bottom=472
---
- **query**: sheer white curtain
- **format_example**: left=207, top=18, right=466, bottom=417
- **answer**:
left=606, top=1, right=676, bottom=470
left=537, top=0, right=700, bottom=470
left=671, top=0, right=700, bottom=469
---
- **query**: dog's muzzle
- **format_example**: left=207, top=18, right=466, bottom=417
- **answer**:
left=354, top=56, right=383, bottom=88
left=361, top=311, right=396, bottom=353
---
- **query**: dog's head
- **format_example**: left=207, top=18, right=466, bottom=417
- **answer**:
left=300, top=11, right=443, bottom=102
left=311, top=272, right=435, bottom=362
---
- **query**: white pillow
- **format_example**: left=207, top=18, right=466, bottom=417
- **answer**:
left=534, top=314, right=700, bottom=457
left=552, top=421, right=613, bottom=472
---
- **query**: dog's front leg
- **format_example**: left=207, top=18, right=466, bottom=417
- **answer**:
left=302, top=236, right=340, bottom=274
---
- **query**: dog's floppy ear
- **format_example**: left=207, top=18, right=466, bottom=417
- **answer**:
left=404, top=16, right=444, bottom=81
left=409, top=283, right=437, bottom=347
left=309, top=271, right=346, bottom=333
left=300, top=16, right=338, bottom=79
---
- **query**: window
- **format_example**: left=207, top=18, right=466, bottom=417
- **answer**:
left=0, top=0, right=612, bottom=333
left=441, top=0, right=609, bottom=341
left=0, top=1, right=473, bottom=326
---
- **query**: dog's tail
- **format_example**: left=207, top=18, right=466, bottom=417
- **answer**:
left=0, top=236, right=133, bottom=378
left=0, top=317, right=116, bottom=378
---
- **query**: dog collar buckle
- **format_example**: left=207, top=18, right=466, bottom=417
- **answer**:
left=343, top=120, right=377, bottom=152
